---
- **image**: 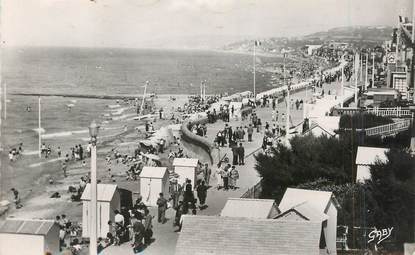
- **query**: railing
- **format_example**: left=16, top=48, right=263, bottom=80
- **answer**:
left=364, top=119, right=411, bottom=136
left=366, top=107, right=412, bottom=117
left=334, top=107, right=413, bottom=118
left=241, top=180, right=262, bottom=199
left=180, top=117, right=214, bottom=165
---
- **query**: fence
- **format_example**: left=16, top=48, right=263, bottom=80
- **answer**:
left=241, top=180, right=262, bottom=199
left=334, top=107, right=413, bottom=118
left=365, top=107, right=412, bottom=117
left=364, top=119, right=411, bottom=137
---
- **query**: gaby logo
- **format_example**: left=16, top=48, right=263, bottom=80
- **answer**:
left=368, top=227, right=393, bottom=245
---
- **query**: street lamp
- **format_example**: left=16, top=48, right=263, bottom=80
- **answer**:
left=88, top=120, right=99, bottom=255
left=371, top=52, right=376, bottom=88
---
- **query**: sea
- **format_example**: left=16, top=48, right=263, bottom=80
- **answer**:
left=1, top=47, right=281, bottom=151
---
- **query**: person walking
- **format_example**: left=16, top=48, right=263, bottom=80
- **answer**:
left=156, top=193, right=168, bottom=224
left=229, top=166, right=240, bottom=189
left=215, top=165, right=223, bottom=190
left=231, top=146, right=238, bottom=166
left=143, top=209, right=153, bottom=245
left=79, top=144, right=83, bottom=160
left=257, top=118, right=262, bottom=133
left=57, top=146, right=62, bottom=158
left=62, top=162, right=67, bottom=178
left=196, top=181, right=208, bottom=208
left=222, top=165, right=230, bottom=190
left=132, top=216, right=145, bottom=253
left=228, top=126, right=233, bottom=146
left=10, top=188, right=22, bottom=209
left=247, top=124, right=254, bottom=142
left=237, top=143, right=245, bottom=165
left=203, top=163, right=211, bottom=185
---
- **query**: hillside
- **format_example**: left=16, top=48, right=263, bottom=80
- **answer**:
left=221, top=26, right=393, bottom=53
left=301, top=26, right=393, bottom=42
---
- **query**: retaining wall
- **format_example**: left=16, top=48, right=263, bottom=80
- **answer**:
left=180, top=117, right=214, bottom=165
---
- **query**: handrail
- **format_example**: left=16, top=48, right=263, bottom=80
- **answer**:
left=341, top=119, right=411, bottom=136
left=364, top=119, right=411, bottom=136
left=334, top=107, right=413, bottom=117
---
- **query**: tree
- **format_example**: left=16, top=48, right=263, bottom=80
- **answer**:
left=366, top=149, right=415, bottom=245
left=254, top=134, right=353, bottom=201
left=339, top=113, right=393, bottom=130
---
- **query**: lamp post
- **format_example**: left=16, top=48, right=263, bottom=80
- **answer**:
left=284, top=53, right=290, bottom=138
left=88, top=120, right=99, bottom=255
left=365, top=53, right=369, bottom=91
left=371, top=52, right=375, bottom=88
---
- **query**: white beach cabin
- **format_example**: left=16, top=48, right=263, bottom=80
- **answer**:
left=81, top=183, right=120, bottom=238
left=229, top=102, right=243, bottom=120
left=278, top=188, right=340, bottom=255
left=139, top=167, right=170, bottom=206
left=221, top=198, right=280, bottom=219
left=0, top=218, right=59, bottom=255
left=172, top=158, right=199, bottom=188
left=355, top=146, right=389, bottom=183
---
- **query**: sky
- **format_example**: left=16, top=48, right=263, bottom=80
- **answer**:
left=1, top=0, right=414, bottom=49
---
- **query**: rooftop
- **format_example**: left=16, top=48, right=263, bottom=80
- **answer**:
left=176, top=215, right=321, bottom=255
left=355, top=146, right=389, bottom=165
left=279, top=188, right=336, bottom=213
left=140, top=167, right=168, bottom=179
left=220, top=198, right=279, bottom=219
left=81, top=183, right=117, bottom=202
left=0, top=219, right=56, bottom=236
left=278, top=202, right=329, bottom=222
left=172, top=158, right=199, bottom=167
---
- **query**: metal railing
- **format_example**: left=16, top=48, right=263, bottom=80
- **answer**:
left=334, top=107, right=413, bottom=118
left=364, top=119, right=411, bottom=137
left=241, top=180, right=262, bottom=199
left=365, top=107, right=412, bottom=117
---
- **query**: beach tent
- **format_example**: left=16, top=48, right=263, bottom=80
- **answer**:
left=0, top=219, right=59, bottom=255
left=139, top=167, right=170, bottom=206
left=172, top=158, right=199, bottom=187
left=118, top=188, right=133, bottom=209
left=229, top=102, right=243, bottom=120
left=355, top=146, right=389, bottom=183
left=239, top=91, right=253, bottom=98
left=81, top=184, right=120, bottom=238
left=303, top=116, right=340, bottom=137
left=209, top=100, right=229, bottom=113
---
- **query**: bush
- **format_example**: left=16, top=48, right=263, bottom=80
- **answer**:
left=339, top=113, right=393, bottom=129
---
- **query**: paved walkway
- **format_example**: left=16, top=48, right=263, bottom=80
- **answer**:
left=101, top=79, right=354, bottom=255
left=200, top=80, right=349, bottom=215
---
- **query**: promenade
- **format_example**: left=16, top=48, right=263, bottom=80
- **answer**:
left=102, top=80, right=352, bottom=255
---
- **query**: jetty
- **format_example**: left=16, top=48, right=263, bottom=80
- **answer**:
left=10, top=92, right=154, bottom=100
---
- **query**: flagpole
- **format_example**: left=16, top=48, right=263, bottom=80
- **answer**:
left=396, top=18, right=400, bottom=70
left=140, top=81, right=148, bottom=115
left=354, top=52, right=359, bottom=104
left=203, top=80, right=206, bottom=102
left=371, top=52, right=375, bottom=89
left=253, top=41, right=256, bottom=101
left=4, top=83, right=6, bottom=120
left=284, top=54, right=290, bottom=138
left=38, top=96, right=41, bottom=158
left=365, top=53, right=368, bottom=91
left=359, top=54, right=363, bottom=82
left=341, top=63, right=344, bottom=108
left=200, top=81, right=202, bottom=101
